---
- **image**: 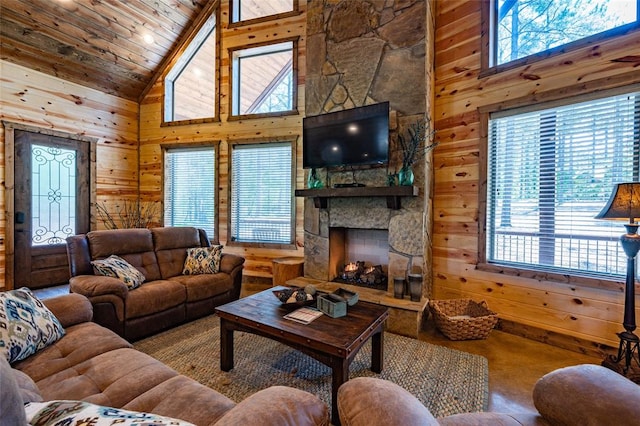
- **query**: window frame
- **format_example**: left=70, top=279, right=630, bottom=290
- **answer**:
left=228, top=38, right=299, bottom=121
left=228, top=0, right=300, bottom=28
left=478, top=84, right=640, bottom=292
left=480, top=0, right=640, bottom=77
left=226, top=136, right=297, bottom=249
left=162, top=5, right=221, bottom=126
left=162, top=142, right=220, bottom=243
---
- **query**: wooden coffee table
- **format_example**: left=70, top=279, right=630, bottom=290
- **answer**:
left=214, top=286, right=389, bottom=425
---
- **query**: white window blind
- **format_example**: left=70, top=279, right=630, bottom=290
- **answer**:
left=487, top=90, right=640, bottom=277
left=231, top=143, right=293, bottom=244
left=164, top=147, right=215, bottom=238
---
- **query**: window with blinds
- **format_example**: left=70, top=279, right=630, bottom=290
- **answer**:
left=487, top=90, right=640, bottom=278
left=164, top=147, right=216, bottom=238
left=230, top=142, right=293, bottom=244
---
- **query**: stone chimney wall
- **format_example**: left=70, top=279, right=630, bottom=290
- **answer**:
left=304, top=0, right=431, bottom=296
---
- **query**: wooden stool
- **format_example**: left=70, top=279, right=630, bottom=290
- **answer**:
left=272, top=257, right=304, bottom=286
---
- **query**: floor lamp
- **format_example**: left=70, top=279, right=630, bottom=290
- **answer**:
left=596, top=182, right=640, bottom=376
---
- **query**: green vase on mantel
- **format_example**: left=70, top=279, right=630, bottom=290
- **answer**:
left=307, top=168, right=323, bottom=189
left=398, top=166, right=414, bottom=186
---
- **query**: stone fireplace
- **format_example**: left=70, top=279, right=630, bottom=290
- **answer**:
left=303, top=190, right=425, bottom=296
left=330, top=227, right=389, bottom=290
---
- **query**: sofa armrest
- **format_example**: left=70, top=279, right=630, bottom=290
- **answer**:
left=43, top=293, right=93, bottom=328
left=219, top=253, right=245, bottom=275
left=215, top=386, right=329, bottom=426
left=337, top=377, right=438, bottom=426
left=69, top=275, right=128, bottom=300
left=219, top=253, right=245, bottom=300
left=534, top=364, right=640, bottom=426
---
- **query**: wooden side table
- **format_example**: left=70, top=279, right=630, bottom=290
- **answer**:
left=272, top=257, right=304, bottom=286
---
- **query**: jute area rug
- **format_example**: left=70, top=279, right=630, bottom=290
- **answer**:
left=134, top=315, right=489, bottom=418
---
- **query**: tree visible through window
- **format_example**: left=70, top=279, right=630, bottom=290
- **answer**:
left=230, top=142, right=293, bottom=244
left=164, top=147, right=216, bottom=238
left=493, top=0, right=638, bottom=66
left=486, top=90, right=640, bottom=278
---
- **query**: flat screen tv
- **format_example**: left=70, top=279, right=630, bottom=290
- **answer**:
left=303, top=102, right=389, bottom=169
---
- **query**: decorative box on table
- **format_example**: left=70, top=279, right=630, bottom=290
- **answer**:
left=428, top=299, right=499, bottom=340
left=317, top=288, right=358, bottom=318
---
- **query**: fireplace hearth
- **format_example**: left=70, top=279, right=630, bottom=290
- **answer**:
left=333, top=261, right=387, bottom=291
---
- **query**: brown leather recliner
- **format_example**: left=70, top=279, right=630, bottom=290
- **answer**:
left=66, top=226, right=244, bottom=341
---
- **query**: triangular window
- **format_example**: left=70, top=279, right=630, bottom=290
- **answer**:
left=164, top=12, right=218, bottom=123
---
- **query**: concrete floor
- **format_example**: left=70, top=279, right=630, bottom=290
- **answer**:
left=35, top=284, right=601, bottom=417
left=420, top=320, right=600, bottom=416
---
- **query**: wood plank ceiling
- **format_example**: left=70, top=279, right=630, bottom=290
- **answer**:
left=0, top=0, right=210, bottom=101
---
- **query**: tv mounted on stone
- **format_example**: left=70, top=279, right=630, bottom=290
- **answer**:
left=302, top=102, right=390, bottom=169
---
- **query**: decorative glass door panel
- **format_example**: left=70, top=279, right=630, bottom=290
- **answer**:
left=31, top=144, right=77, bottom=246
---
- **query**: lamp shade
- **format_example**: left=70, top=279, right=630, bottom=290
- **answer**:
left=595, top=182, right=640, bottom=222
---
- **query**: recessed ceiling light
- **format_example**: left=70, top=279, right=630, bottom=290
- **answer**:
left=143, top=34, right=155, bottom=45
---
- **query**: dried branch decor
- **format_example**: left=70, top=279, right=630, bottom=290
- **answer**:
left=399, top=116, right=438, bottom=170
left=96, top=200, right=160, bottom=229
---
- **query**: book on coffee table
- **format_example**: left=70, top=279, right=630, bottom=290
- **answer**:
left=284, top=307, right=324, bottom=324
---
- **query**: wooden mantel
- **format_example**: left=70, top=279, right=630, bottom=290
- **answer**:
left=295, top=185, right=419, bottom=209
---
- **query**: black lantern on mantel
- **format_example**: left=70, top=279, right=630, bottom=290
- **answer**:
left=596, top=182, right=640, bottom=376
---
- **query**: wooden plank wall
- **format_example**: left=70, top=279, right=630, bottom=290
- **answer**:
left=139, top=0, right=306, bottom=290
left=0, top=60, right=139, bottom=290
left=433, top=0, right=640, bottom=350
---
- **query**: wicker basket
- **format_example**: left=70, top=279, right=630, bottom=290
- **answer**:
left=428, top=299, right=499, bottom=340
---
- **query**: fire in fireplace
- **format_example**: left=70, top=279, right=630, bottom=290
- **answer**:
left=334, top=261, right=387, bottom=291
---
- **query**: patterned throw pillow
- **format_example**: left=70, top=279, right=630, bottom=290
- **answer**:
left=0, top=288, right=66, bottom=364
left=182, top=246, right=223, bottom=275
left=25, top=400, right=195, bottom=426
left=91, top=255, right=146, bottom=289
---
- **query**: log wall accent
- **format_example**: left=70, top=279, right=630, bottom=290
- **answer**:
left=433, top=0, right=640, bottom=349
left=0, top=60, right=139, bottom=290
left=139, top=0, right=307, bottom=284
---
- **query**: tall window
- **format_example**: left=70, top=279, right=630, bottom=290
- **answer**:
left=491, top=0, right=638, bottom=67
left=486, top=89, right=640, bottom=278
left=231, top=41, right=296, bottom=117
left=231, top=0, right=295, bottom=23
left=164, top=12, right=217, bottom=123
left=164, top=147, right=216, bottom=238
left=230, top=142, right=293, bottom=244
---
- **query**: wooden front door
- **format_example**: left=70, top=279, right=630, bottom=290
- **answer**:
left=13, top=130, right=91, bottom=289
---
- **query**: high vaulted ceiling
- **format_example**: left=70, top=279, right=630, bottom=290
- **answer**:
left=0, top=0, right=210, bottom=101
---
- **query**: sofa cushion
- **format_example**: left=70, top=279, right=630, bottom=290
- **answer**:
left=169, top=273, right=234, bottom=302
left=182, top=246, right=223, bottom=275
left=25, top=400, right=195, bottom=426
left=125, top=280, right=186, bottom=320
left=92, top=255, right=147, bottom=289
left=124, top=375, right=236, bottom=425
left=152, top=227, right=205, bottom=279
left=87, top=229, right=162, bottom=281
left=0, top=287, right=65, bottom=363
left=27, top=347, right=182, bottom=408
left=13, top=322, right=132, bottom=384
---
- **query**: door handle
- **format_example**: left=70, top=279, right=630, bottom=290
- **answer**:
left=15, top=211, right=25, bottom=224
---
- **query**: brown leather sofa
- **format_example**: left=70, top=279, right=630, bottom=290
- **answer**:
left=66, top=226, right=244, bottom=341
left=337, top=365, right=640, bottom=425
left=4, top=293, right=329, bottom=426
